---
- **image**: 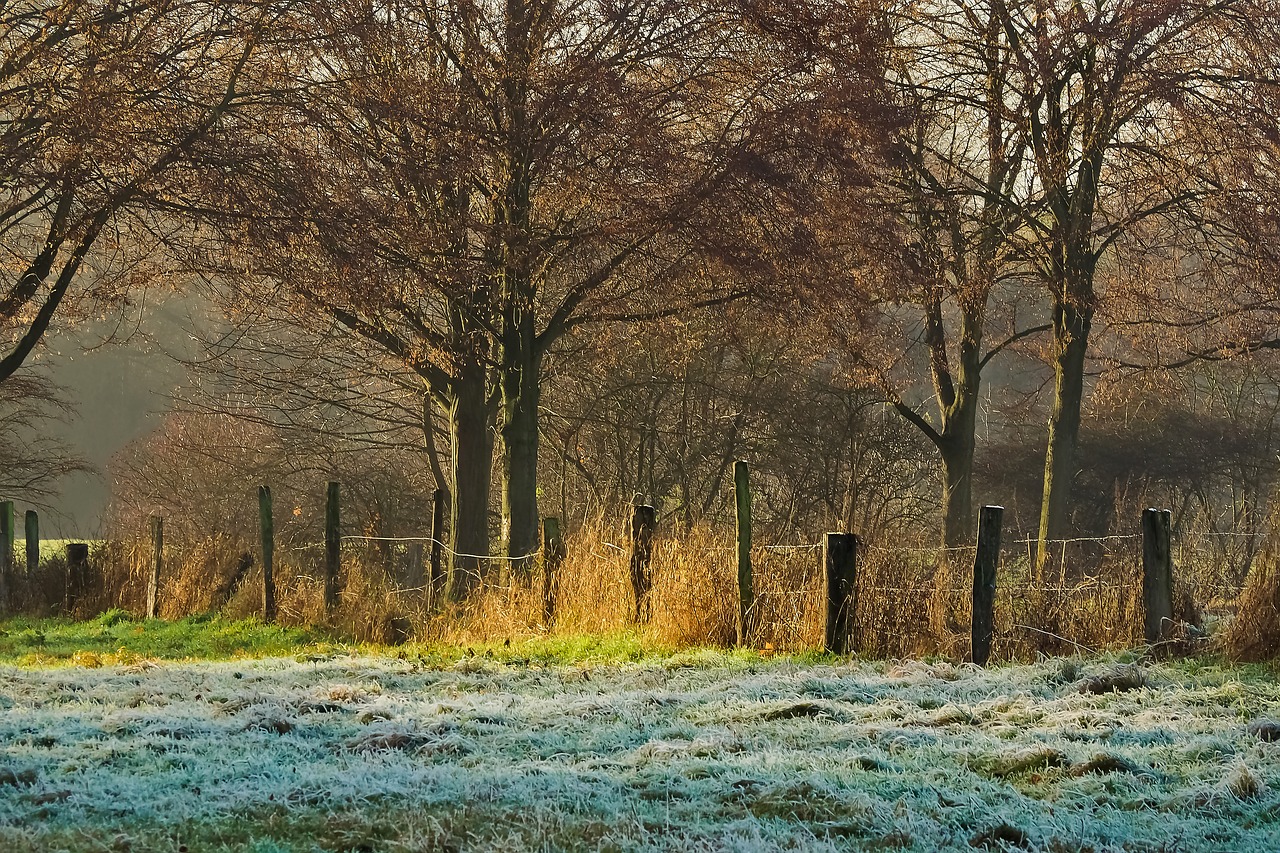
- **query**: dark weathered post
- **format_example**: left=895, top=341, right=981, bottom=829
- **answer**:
left=0, top=500, right=12, bottom=614
left=147, top=515, right=163, bottom=619
left=971, top=505, right=1003, bottom=666
left=1142, top=507, right=1175, bottom=646
left=824, top=533, right=859, bottom=654
left=259, top=485, right=276, bottom=622
left=25, top=510, right=39, bottom=575
left=542, top=517, right=565, bottom=627
left=66, top=543, right=89, bottom=614
left=629, top=504, right=656, bottom=622
left=325, top=481, right=341, bottom=611
left=429, top=488, right=446, bottom=603
left=734, top=460, right=754, bottom=646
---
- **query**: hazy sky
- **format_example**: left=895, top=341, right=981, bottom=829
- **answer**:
left=22, top=296, right=193, bottom=538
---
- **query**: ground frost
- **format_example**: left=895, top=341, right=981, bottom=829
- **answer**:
left=1, top=655, right=1278, bottom=850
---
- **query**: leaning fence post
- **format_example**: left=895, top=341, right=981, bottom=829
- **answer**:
left=66, top=543, right=89, bottom=614
left=25, top=510, right=39, bottom=575
left=429, top=488, right=446, bottom=605
left=147, top=516, right=163, bottom=619
left=629, top=504, right=656, bottom=622
left=734, top=460, right=754, bottom=646
left=824, top=533, right=859, bottom=654
left=325, top=481, right=341, bottom=611
left=971, top=506, right=1003, bottom=666
left=542, top=517, right=565, bottom=627
left=0, top=500, right=12, bottom=614
left=259, top=486, right=276, bottom=622
left=1142, top=507, right=1175, bottom=646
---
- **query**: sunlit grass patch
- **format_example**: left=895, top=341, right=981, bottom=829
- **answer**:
left=0, top=615, right=792, bottom=671
left=0, top=612, right=327, bottom=666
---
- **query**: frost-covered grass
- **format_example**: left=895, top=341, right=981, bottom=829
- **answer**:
left=1, top=648, right=1279, bottom=852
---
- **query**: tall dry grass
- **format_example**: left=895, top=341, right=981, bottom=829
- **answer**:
left=1221, top=545, right=1280, bottom=660
left=414, top=521, right=1156, bottom=661
left=3, top=515, right=1256, bottom=661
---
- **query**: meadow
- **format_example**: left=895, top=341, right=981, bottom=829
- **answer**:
left=1, top=615, right=1278, bottom=852
left=1, top=520, right=1278, bottom=852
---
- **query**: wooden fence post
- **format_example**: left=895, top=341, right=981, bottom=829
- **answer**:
left=1142, top=507, right=1175, bottom=646
left=824, top=533, right=859, bottom=654
left=429, top=488, right=446, bottom=604
left=147, top=516, right=163, bottom=619
left=25, top=510, right=39, bottom=575
left=734, top=460, right=754, bottom=646
left=66, top=543, right=89, bottom=614
left=0, top=500, right=12, bottom=614
left=259, top=486, right=276, bottom=622
left=542, top=516, right=565, bottom=628
left=629, top=504, right=656, bottom=622
left=325, top=481, right=341, bottom=611
left=971, top=505, right=1003, bottom=666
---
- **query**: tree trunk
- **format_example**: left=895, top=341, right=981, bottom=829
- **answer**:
left=933, top=301, right=984, bottom=552
left=446, top=362, right=494, bottom=601
left=422, top=393, right=451, bottom=512
left=1036, top=298, right=1092, bottom=576
left=497, top=0, right=538, bottom=576
left=938, top=430, right=975, bottom=552
left=501, top=342, right=541, bottom=576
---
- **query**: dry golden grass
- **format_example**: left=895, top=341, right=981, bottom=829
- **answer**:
left=416, top=522, right=1154, bottom=661
left=1, top=518, right=1256, bottom=661
left=1221, top=550, right=1280, bottom=660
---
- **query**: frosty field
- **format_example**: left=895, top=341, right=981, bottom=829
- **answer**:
left=1, top=648, right=1279, bottom=852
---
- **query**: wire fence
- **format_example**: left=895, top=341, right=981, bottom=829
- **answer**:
left=32, top=511, right=1260, bottom=658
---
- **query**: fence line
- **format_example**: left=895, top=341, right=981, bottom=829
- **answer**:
left=1010, top=624, right=1098, bottom=654
left=11, top=473, right=1244, bottom=661
left=320, top=534, right=545, bottom=564
left=299, top=531, right=1206, bottom=562
left=1011, top=534, right=1142, bottom=546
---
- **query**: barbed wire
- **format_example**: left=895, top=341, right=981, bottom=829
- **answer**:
left=280, top=531, right=1177, bottom=564
left=1009, top=624, right=1098, bottom=654
left=1011, top=534, right=1142, bottom=546
left=862, top=543, right=976, bottom=556
left=299, top=534, right=546, bottom=564
left=853, top=582, right=1136, bottom=594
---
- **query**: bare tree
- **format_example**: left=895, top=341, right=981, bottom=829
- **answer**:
left=188, top=0, right=895, bottom=595
left=855, top=0, right=1049, bottom=549
left=979, top=0, right=1269, bottom=570
left=0, top=0, right=279, bottom=384
left=543, top=306, right=936, bottom=539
